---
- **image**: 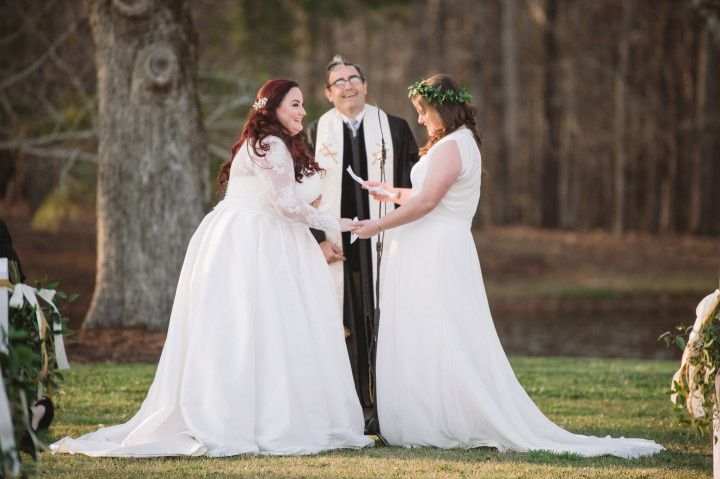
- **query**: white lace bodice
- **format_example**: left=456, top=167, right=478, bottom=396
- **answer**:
left=223, top=136, right=338, bottom=231
left=410, top=127, right=481, bottom=224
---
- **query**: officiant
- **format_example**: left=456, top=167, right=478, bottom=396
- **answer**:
left=305, top=55, right=419, bottom=420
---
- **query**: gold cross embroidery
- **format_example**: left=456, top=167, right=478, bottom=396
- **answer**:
left=319, top=143, right=338, bottom=164
left=371, top=143, right=383, bottom=166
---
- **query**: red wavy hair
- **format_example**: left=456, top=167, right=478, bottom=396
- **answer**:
left=217, top=79, right=322, bottom=194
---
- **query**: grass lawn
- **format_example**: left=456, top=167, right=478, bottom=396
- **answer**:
left=40, top=357, right=709, bottom=478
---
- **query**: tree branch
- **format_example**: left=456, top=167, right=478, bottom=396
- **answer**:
left=36, top=89, right=65, bottom=125
left=0, top=130, right=96, bottom=149
left=47, top=48, right=96, bottom=122
left=58, top=150, right=79, bottom=187
left=0, top=19, right=80, bottom=91
left=17, top=145, right=96, bottom=163
left=0, top=132, right=97, bottom=163
left=0, top=0, right=61, bottom=47
left=205, top=95, right=252, bottom=126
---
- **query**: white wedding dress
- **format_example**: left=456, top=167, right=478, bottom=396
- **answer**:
left=51, top=136, right=373, bottom=457
left=376, top=127, right=663, bottom=458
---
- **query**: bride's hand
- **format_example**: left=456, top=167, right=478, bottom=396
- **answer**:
left=310, top=194, right=322, bottom=208
left=354, top=219, right=381, bottom=239
left=339, top=218, right=358, bottom=232
left=363, top=181, right=398, bottom=203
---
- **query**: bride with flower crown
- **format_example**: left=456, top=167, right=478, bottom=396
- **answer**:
left=354, top=74, right=664, bottom=458
left=51, top=79, right=372, bottom=457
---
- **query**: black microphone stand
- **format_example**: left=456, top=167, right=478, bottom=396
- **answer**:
left=365, top=103, right=388, bottom=442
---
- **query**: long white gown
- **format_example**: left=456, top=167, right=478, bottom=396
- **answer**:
left=375, top=127, right=663, bottom=458
left=51, top=136, right=373, bottom=457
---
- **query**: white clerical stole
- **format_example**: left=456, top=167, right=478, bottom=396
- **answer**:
left=314, top=105, right=395, bottom=308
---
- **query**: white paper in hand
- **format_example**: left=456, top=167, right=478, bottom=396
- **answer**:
left=345, top=166, right=396, bottom=199
left=350, top=217, right=359, bottom=244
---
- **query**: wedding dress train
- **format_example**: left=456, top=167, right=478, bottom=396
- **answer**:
left=52, top=136, right=372, bottom=457
left=376, top=127, right=663, bottom=458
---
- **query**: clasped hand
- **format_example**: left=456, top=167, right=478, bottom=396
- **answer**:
left=353, top=219, right=380, bottom=239
left=338, top=218, right=381, bottom=239
left=339, top=218, right=358, bottom=232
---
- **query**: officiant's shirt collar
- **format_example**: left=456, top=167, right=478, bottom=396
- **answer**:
left=341, top=109, right=365, bottom=126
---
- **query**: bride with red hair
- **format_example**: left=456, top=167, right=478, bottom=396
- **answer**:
left=52, top=79, right=372, bottom=457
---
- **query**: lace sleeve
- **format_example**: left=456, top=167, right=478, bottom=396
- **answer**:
left=251, top=136, right=340, bottom=231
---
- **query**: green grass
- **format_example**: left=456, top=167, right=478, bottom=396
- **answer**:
left=488, top=278, right=716, bottom=301
left=40, top=358, right=709, bottom=478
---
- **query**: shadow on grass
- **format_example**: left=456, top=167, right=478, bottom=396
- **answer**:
left=40, top=443, right=710, bottom=478
left=317, top=441, right=710, bottom=473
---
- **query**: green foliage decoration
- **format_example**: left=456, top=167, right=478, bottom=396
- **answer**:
left=660, top=295, right=720, bottom=436
left=407, top=81, right=473, bottom=105
left=1, top=259, right=75, bottom=476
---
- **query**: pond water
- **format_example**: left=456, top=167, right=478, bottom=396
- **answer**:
left=493, top=310, right=686, bottom=360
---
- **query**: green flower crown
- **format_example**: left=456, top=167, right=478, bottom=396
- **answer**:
left=408, top=81, right=473, bottom=105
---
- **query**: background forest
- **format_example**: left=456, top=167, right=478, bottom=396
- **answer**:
left=0, top=0, right=718, bottom=346
left=2, top=0, right=719, bottom=234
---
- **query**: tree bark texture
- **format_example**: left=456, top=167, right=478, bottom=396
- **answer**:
left=541, top=0, right=560, bottom=227
left=612, top=1, right=631, bottom=236
left=83, top=0, right=208, bottom=329
left=499, top=0, right=518, bottom=224
left=698, top=32, right=720, bottom=235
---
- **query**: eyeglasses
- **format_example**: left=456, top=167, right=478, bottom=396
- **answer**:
left=327, top=75, right=364, bottom=89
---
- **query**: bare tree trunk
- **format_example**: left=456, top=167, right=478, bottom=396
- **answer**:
left=612, top=1, right=631, bottom=236
left=417, top=0, right=445, bottom=78
left=558, top=0, right=581, bottom=229
left=470, top=0, right=486, bottom=228
left=559, top=55, right=579, bottom=229
left=699, top=32, right=720, bottom=235
left=499, top=0, right=518, bottom=223
left=477, top=0, right=500, bottom=228
left=689, top=27, right=707, bottom=233
left=643, top=119, right=660, bottom=232
left=641, top=5, right=668, bottom=233
left=659, top=16, right=679, bottom=234
left=658, top=131, right=678, bottom=234
left=434, top=0, right=447, bottom=72
left=84, top=0, right=208, bottom=329
left=470, top=0, right=486, bottom=132
left=541, top=0, right=560, bottom=227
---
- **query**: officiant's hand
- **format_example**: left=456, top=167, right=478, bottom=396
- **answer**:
left=319, top=240, right=346, bottom=263
left=354, top=219, right=381, bottom=239
left=363, top=181, right=399, bottom=203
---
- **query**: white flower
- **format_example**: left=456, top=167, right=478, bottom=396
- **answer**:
left=253, top=97, right=268, bottom=111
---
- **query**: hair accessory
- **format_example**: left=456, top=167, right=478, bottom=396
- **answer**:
left=408, top=81, right=472, bottom=105
left=252, top=97, right=268, bottom=111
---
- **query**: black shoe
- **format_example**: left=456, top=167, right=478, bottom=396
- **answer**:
left=31, top=396, right=54, bottom=432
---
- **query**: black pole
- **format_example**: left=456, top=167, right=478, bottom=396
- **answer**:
left=365, top=103, right=387, bottom=440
